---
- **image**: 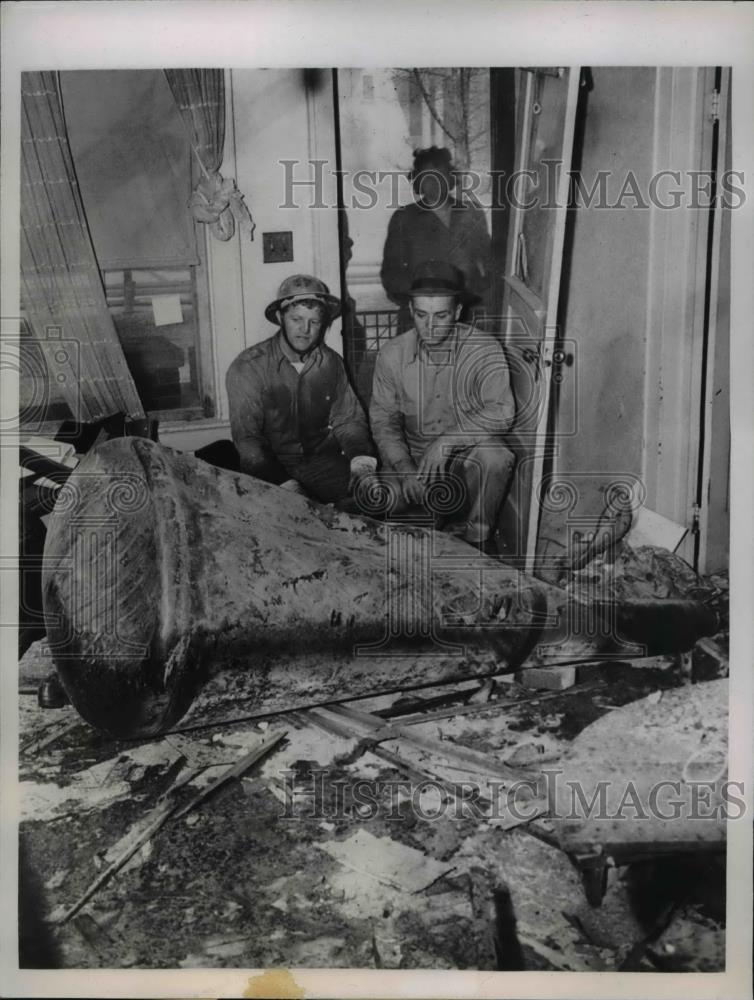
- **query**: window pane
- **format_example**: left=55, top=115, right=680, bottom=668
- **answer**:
left=103, top=267, right=202, bottom=415
left=61, top=70, right=198, bottom=269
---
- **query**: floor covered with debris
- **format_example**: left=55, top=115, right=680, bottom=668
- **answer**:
left=19, top=624, right=728, bottom=973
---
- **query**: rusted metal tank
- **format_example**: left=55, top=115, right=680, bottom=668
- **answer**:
left=41, top=438, right=719, bottom=738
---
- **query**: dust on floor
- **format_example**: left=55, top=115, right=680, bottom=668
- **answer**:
left=18, top=654, right=727, bottom=971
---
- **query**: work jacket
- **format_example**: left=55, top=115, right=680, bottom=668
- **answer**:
left=226, top=332, right=374, bottom=478
left=380, top=200, right=492, bottom=310
left=369, top=324, right=515, bottom=471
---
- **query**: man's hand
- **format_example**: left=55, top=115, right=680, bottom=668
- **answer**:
left=401, top=471, right=426, bottom=506
left=417, top=436, right=455, bottom=485
left=279, top=478, right=306, bottom=494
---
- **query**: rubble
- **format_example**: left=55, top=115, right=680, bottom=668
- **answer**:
left=18, top=658, right=728, bottom=971
left=21, top=438, right=729, bottom=971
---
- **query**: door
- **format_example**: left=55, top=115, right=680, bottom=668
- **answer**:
left=499, top=67, right=581, bottom=573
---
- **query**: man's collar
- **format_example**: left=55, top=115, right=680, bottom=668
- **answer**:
left=408, top=324, right=461, bottom=363
left=273, top=330, right=324, bottom=371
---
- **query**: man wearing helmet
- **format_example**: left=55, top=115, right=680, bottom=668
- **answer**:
left=226, top=274, right=376, bottom=504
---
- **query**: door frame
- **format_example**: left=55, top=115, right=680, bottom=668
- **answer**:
left=502, top=66, right=581, bottom=574
left=697, top=68, right=731, bottom=574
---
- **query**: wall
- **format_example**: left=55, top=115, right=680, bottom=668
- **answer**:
left=641, top=68, right=717, bottom=564
left=553, top=66, right=721, bottom=568
left=160, top=68, right=340, bottom=452
left=553, top=68, right=656, bottom=517
left=232, top=68, right=340, bottom=355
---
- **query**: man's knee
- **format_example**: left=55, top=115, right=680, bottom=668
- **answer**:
left=295, top=454, right=351, bottom=503
left=465, top=441, right=516, bottom=477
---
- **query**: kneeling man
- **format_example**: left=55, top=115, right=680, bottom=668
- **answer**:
left=369, top=260, right=516, bottom=550
left=227, top=274, right=376, bottom=503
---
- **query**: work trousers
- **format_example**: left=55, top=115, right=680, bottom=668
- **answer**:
left=194, top=440, right=351, bottom=504
left=254, top=442, right=515, bottom=542
left=362, top=439, right=516, bottom=546
left=276, top=452, right=352, bottom=504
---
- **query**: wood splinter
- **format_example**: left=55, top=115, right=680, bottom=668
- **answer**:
left=58, top=729, right=286, bottom=925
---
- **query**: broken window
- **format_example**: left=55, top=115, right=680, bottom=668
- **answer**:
left=60, top=69, right=214, bottom=420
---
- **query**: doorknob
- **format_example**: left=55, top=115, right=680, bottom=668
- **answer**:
left=551, top=349, right=574, bottom=367
left=548, top=346, right=574, bottom=385
left=520, top=343, right=573, bottom=385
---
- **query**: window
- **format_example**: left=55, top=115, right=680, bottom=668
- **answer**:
left=60, top=69, right=216, bottom=420
left=102, top=266, right=213, bottom=419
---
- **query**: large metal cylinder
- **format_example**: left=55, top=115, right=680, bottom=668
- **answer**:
left=41, top=439, right=718, bottom=738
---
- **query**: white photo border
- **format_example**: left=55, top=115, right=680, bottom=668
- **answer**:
left=1, top=2, right=752, bottom=997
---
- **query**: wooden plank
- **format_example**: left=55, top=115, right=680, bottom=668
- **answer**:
left=171, top=729, right=287, bottom=820
left=384, top=681, right=603, bottom=728
left=298, top=708, right=483, bottom=803
left=326, top=704, right=531, bottom=781
left=373, top=685, right=476, bottom=719
left=58, top=765, right=202, bottom=925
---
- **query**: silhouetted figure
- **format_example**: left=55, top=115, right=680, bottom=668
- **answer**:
left=380, top=146, right=492, bottom=332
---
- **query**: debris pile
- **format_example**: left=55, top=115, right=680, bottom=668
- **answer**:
left=19, top=645, right=728, bottom=972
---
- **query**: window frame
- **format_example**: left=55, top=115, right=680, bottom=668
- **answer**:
left=100, top=224, right=216, bottom=424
